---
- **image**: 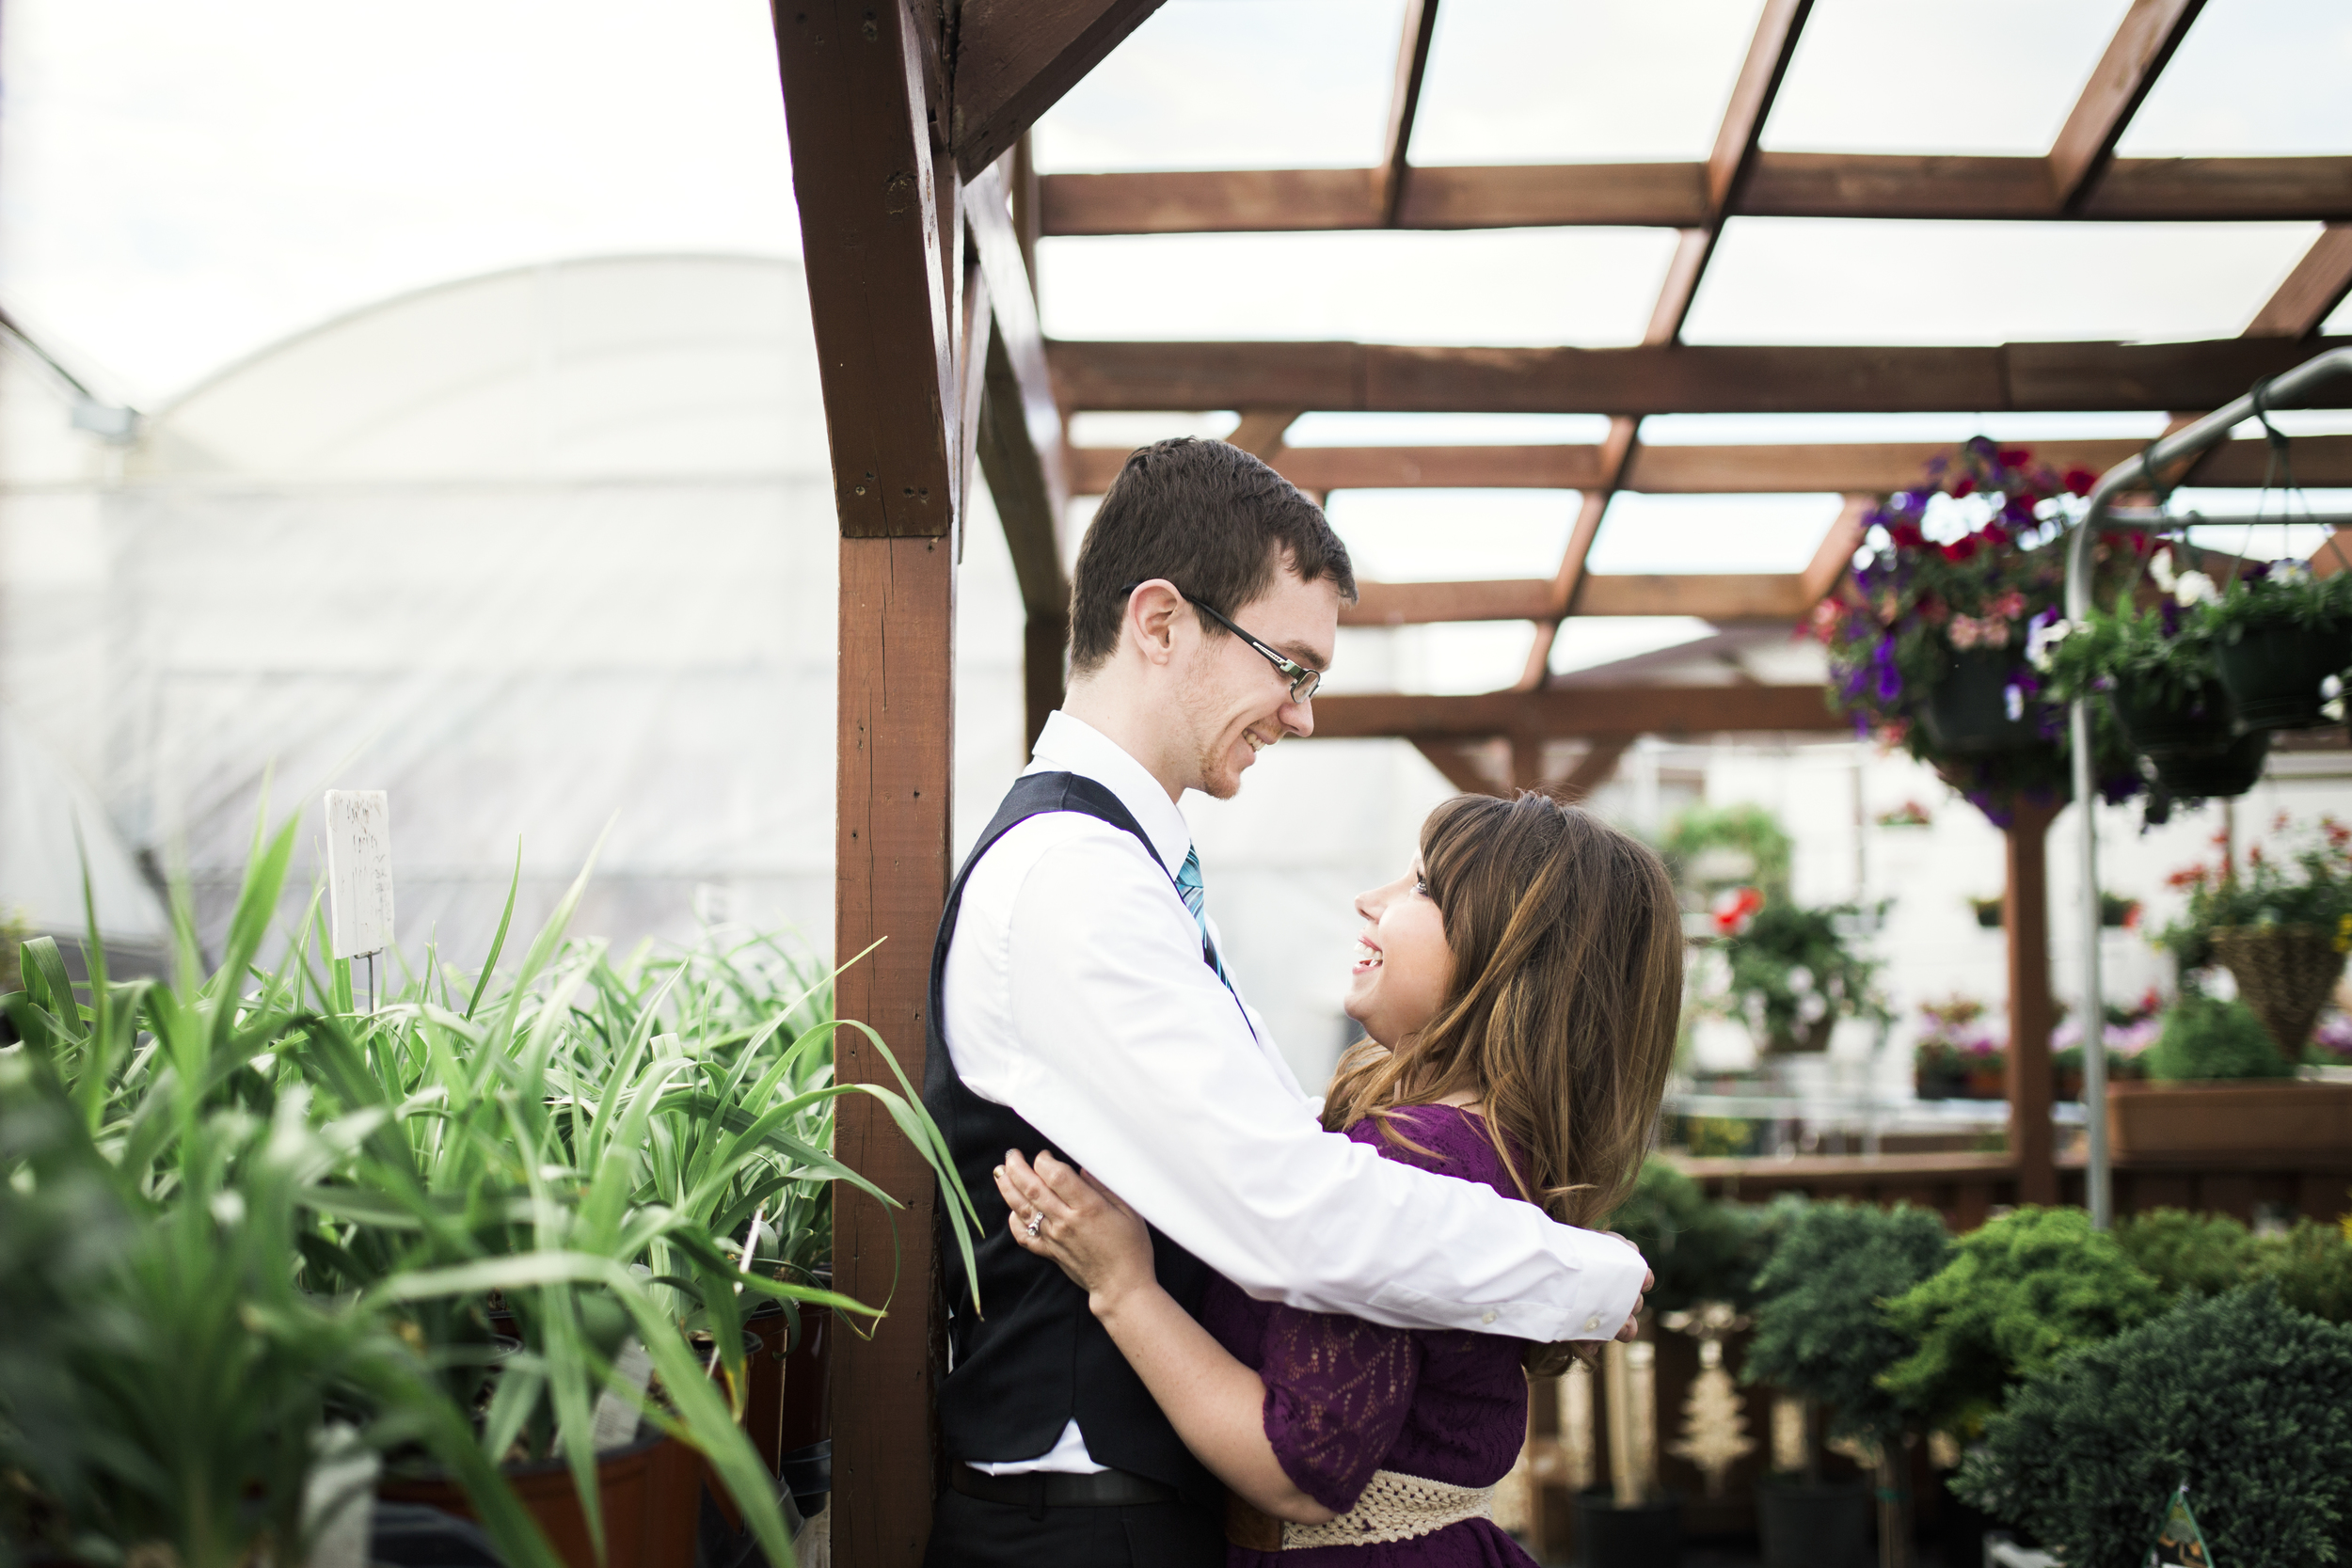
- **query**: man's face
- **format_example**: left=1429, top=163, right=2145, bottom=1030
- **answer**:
left=1175, top=568, right=1340, bottom=800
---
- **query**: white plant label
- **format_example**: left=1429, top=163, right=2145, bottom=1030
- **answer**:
left=324, top=789, right=393, bottom=958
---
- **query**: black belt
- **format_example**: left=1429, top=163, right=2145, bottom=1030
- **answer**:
left=951, top=1462, right=1177, bottom=1514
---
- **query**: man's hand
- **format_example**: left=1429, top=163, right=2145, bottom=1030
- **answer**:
left=1615, top=1268, right=1655, bottom=1342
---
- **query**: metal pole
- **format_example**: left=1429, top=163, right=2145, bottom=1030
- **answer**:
left=2063, top=344, right=2352, bottom=1230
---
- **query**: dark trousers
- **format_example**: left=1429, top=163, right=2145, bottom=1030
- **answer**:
left=923, top=1486, right=1223, bottom=1568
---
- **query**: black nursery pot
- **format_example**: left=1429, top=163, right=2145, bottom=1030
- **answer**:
left=1918, top=650, right=2039, bottom=754
left=2152, top=727, right=2272, bottom=800
left=2214, top=621, right=2351, bottom=730
left=2110, top=682, right=2236, bottom=760
left=1572, top=1492, right=1679, bottom=1568
left=1755, top=1479, right=1872, bottom=1568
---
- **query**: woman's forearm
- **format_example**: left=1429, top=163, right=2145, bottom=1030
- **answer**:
left=1089, top=1283, right=1337, bottom=1525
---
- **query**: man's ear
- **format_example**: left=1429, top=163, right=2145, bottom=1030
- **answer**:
left=1124, top=579, right=1186, bottom=667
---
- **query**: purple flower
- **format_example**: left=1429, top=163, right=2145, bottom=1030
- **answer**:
left=2159, top=600, right=2184, bottom=638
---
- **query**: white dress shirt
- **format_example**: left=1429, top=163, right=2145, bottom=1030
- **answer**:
left=943, top=710, right=1646, bottom=1472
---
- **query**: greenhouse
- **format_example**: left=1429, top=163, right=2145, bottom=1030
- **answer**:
left=5, top=3, right=2352, bottom=1567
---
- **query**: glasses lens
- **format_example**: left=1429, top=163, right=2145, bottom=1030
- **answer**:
left=1292, top=668, right=1320, bottom=703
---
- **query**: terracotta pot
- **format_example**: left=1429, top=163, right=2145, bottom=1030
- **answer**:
left=2214, top=621, right=2351, bottom=730
left=2107, top=1079, right=2352, bottom=1158
left=379, top=1428, right=700, bottom=1568
left=1964, top=1066, right=2007, bottom=1100
left=778, top=1306, right=833, bottom=1455
left=740, top=1306, right=790, bottom=1475
left=2211, top=924, right=2350, bottom=1054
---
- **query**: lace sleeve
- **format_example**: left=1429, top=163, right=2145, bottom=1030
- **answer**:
left=1258, top=1305, right=1422, bottom=1514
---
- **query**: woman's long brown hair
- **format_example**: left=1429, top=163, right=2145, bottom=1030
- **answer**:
left=1323, top=792, right=1684, bottom=1251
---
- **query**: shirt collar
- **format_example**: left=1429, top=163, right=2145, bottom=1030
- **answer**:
left=1025, top=710, right=1193, bottom=877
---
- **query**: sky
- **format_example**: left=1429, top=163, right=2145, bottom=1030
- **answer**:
left=5, top=0, right=2351, bottom=686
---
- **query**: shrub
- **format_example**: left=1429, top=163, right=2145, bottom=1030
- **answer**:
left=1741, top=1200, right=1949, bottom=1452
left=1611, top=1160, right=1778, bottom=1314
left=1882, top=1207, right=2166, bottom=1437
left=2146, top=994, right=2291, bottom=1081
left=2114, top=1207, right=2255, bottom=1298
left=2253, top=1218, right=2352, bottom=1324
left=1956, top=1283, right=2352, bottom=1568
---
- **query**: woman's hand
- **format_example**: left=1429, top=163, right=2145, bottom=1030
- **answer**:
left=995, top=1149, right=1158, bottom=1317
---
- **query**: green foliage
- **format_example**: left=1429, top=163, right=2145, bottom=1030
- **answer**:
left=2159, top=814, right=2352, bottom=941
left=2114, top=1208, right=2255, bottom=1299
left=2199, top=556, right=2352, bottom=639
left=1715, top=899, right=1893, bottom=1053
left=1607, top=1160, right=1798, bottom=1314
left=2147, top=994, right=2292, bottom=1082
left=2253, top=1219, right=2352, bottom=1324
left=1741, top=1200, right=1949, bottom=1450
left=1661, top=802, right=1794, bottom=898
left=2035, top=599, right=2221, bottom=711
left=1882, top=1207, right=2166, bottom=1438
left=1956, top=1284, right=2352, bottom=1568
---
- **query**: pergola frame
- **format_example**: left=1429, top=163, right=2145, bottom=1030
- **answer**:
left=770, top=3, right=2352, bottom=1560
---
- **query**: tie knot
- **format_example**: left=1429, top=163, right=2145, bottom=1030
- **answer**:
left=1177, top=847, right=1203, bottom=891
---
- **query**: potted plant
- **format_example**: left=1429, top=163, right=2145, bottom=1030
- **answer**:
left=1743, top=1201, right=1951, bottom=1568
left=2200, top=556, right=2352, bottom=730
left=1912, top=996, right=2002, bottom=1100
left=1881, top=1207, right=2167, bottom=1443
left=1953, top=1284, right=2352, bottom=1568
left=1707, top=897, right=1891, bottom=1056
left=2117, top=1206, right=2352, bottom=1323
left=2155, top=813, right=2352, bottom=1052
left=2108, top=993, right=2352, bottom=1157
left=1813, top=438, right=2146, bottom=824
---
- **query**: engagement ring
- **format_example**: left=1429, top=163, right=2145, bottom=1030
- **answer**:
left=1025, top=1212, right=1042, bottom=1239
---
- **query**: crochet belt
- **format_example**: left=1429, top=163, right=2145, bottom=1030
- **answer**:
left=1225, top=1470, right=1496, bottom=1551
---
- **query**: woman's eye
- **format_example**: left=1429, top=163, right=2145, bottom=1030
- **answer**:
left=1414, top=879, right=1429, bottom=897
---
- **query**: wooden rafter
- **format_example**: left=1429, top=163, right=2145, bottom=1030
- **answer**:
left=1072, top=433, right=2352, bottom=495
left=2048, top=0, right=2205, bottom=209
left=1377, top=0, right=1441, bottom=228
left=1045, top=336, right=2352, bottom=416
left=1228, top=407, right=1304, bottom=461
left=1345, top=572, right=1818, bottom=626
left=2247, top=225, right=2352, bottom=340
left=1801, top=496, right=1874, bottom=610
left=1311, top=685, right=1846, bottom=740
left=1036, top=153, right=2352, bottom=233
left=951, top=0, right=1170, bottom=178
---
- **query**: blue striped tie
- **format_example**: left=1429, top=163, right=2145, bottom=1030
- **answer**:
left=1175, top=847, right=1232, bottom=986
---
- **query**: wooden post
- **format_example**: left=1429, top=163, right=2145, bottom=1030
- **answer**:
left=2004, top=800, right=2061, bottom=1206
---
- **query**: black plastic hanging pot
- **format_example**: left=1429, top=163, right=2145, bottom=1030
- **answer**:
left=2152, top=728, right=2271, bottom=799
left=1917, top=650, right=2038, bottom=754
left=2213, top=621, right=2350, bottom=730
left=1756, top=1478, right=1872, bottom=1568
left=2110, top=681, right=2237, bottom=760
left=1573, top=1493, right=1679, bottom=1568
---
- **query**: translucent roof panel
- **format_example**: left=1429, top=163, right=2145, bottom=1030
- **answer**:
left=2118, top=0, right=2352, bottom=156
left=1327, top=624, right=1544, bottom=697
left=1038, top=229, right=1681, bottom=344
left=1409, top=0, right=1761, bottom=165
left=1323, top=489, right=1580, bottom=580
left=1684, top=218, right=2320, bottom=344
left=1763, top=0, right=2131, bottom=155
left=1639, top=412, right=2171, bottom=445
left=1286, top=412, right=1617, bottom=446
left=1585, top=493, right=1845, bottom=575
left=1549, top=618, right=1718, bottom=676
left=1028, top=0, right=1405, bottom=172
left=1067, top=411, right=1239, bottom=453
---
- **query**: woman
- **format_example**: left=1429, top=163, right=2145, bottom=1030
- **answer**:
left=997, top=792, right=1684, bottom=1564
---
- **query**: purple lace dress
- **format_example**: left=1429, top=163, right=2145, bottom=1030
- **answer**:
left=1199, top=1104, right=1539, bottom=1568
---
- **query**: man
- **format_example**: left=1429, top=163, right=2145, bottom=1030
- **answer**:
left=921, top=439, right=1649, bottom=1567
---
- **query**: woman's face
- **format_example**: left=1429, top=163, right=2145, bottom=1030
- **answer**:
left=1344, top=857, right=1456, bottom=1047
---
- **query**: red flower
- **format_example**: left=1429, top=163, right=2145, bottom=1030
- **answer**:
left=1951, top=477, right=1976, bottom=499
left=1981, top=522, right=2012, bottom=547
left=1997, top=448, right=2033, bottom=468
left=2062, top=467, right=2096, bottom=498
left=1889, top=520, right=1926, bottom=551
left=1711, top=885, right=1766, bottom=936
left=1941, top=536, right=1979, bottom=563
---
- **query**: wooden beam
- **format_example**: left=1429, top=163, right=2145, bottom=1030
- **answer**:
left=2047, top=0, right=2205, bottom=209
left=2312, top=528, right=2352, bottom=580
left=2004, top=800, right=2062, bottom=1204
left=1038, top=154, right=2352, bottom=234
left=1075, top=432, right=2352, bottom=497
left=1046, top=337, right=2352, bottom=416
left=950, top=0, right=1168, bottom=179
left=1310, top=684, right=1845, bottom=740
left=1377, top=0, right=1440, bottom=228
left=1799, top=496, right=1872, bottom=608
left=1412, top=736, right=1511, bottom=799
left=1344, top=572, right=1813, bottom=626
left=1708, top=0, right=1811, bottom=214
left=1553, top=736, right=1633, bottom=801
left=777, top=0, right=958, bottom=537
left=1522, top=420, right=1638, bottom=688
left=1228, top=407, right=1304, bottom=461
left=1645, top=230, right=1715, bottom=349
left=2247, top=226, right=2352, bottom=340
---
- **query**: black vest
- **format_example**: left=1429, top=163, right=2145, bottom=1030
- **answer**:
left=923, top=771, right=1220, bottom=1517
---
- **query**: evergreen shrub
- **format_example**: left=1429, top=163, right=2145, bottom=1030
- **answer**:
left=1956, top=1283, right=2352, bottom=1568
left=2146, top=994, right=2291, bottom=1081
left=1609, top=1159, right=1798, bottom=1313
left=2254, top=1218, right=2352, bottom=1323
left=1882, top=1207, right=2165, bottom=1436
left=2114, top=1207, right=2256, bottom=1298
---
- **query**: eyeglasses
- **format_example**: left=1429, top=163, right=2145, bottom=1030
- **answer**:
left=1120, top=581, right=1323, bottom=704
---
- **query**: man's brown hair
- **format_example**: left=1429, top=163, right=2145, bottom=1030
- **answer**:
left=1068, top=437, right=1356, bottom=673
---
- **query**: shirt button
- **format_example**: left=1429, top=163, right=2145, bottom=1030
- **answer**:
left=1583, top=1315, right=1602, bottom=1331
left=1481, top=1310, right=1497, bottom=1325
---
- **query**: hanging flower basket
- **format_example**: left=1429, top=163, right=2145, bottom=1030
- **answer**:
left=2213, top=622, right=2350, bottom=730
left=2209, top=923, right=2350, bottom=1054
left=1916, top=649, right=2038, bottom=754
left=2109, top=678, right=2236, bottom=760
left=2149, top=729, right=2271, bottom=800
